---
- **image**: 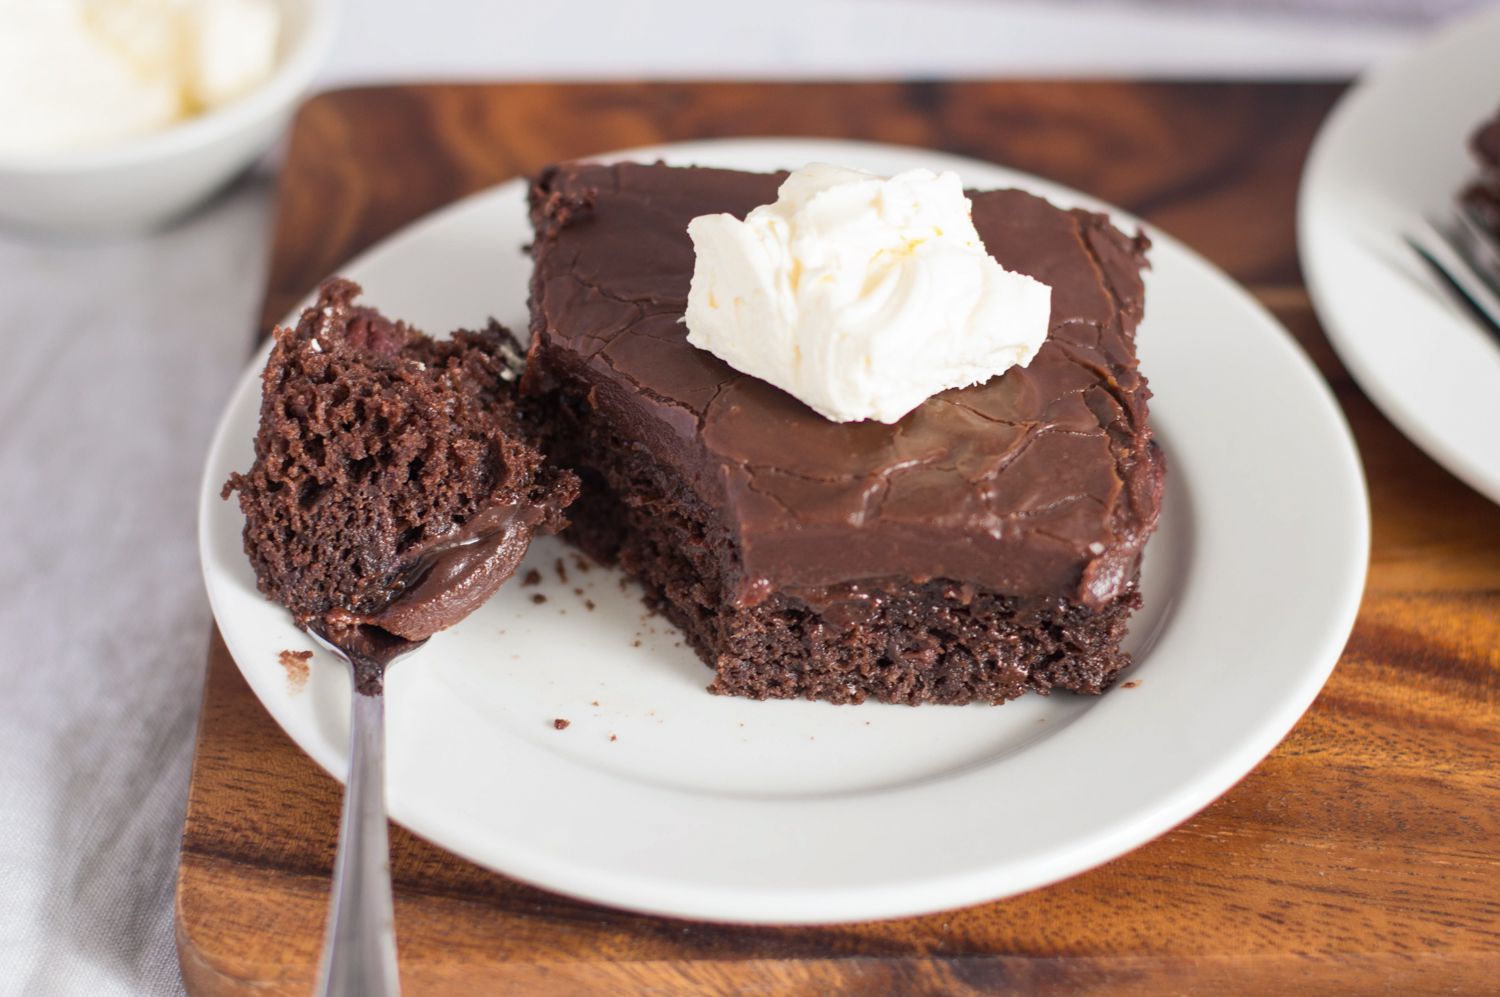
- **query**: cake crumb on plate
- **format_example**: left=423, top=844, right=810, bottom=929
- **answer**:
left=277, top=649, right=311, bottom=691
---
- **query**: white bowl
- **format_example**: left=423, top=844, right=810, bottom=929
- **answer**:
left=0, top=0, right=338, bottom=237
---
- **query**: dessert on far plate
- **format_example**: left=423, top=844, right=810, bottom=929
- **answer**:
left=523, top=160, right=1165, bottom=706
left=223, top=279, right=577, bottom=687
left=1463, top=104, right=1500, bottom=238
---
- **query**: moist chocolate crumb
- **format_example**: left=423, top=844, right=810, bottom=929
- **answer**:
left=552, top=718, right=570, bottom=730
left=585, top=599, right=596, bottom=612
left=1122, top=680, right=1141, bottom=689
left=221, top=278, right=577, bottom=649
left=631, top=639, right=641, bottom=648
left=609, top=734, right=617, bottom=742
left=521, top=569, right=542, bottom=587
left=573, top=555, right=591, bottom=573
left=278, top=649, right=312, bottom=690
left=573, top=587, right=583, bottom=596
left=555, top=558, right=568, bottom=583
left=533, top=178, right=597, bottom=236
left=531, top=593, right=547, bottom=605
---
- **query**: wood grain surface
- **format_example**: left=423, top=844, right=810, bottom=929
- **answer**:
left=177, top=83, right=1500, bottom=996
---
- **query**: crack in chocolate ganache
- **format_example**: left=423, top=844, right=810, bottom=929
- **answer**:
left=526, top=162, right=1165, bottom=611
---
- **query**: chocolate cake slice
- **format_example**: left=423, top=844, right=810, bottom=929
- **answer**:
left=1463, top=105, right=1500, bottom=239
left=523, top=162, right=1165, bottom=706
left=224, top=279, right=577, bottom=684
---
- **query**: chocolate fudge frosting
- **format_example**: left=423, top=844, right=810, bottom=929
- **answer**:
left=340, top=500, right=547, bottom=641
left=526, top=163, right=1164, bottom=611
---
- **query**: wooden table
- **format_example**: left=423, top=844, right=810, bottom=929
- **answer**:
left=176, top=83, right=1500, bottom=995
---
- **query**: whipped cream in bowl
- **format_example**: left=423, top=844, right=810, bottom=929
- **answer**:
left=684, top=163, right=1052, bottom=423
left=0, top=0, right=284, bottom=158
left=0, top=0, right=337, bottom=235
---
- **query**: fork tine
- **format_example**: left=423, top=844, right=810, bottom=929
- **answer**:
left=1450, top=203, right=1500, bottom=298
left=1403, top=234, right=1500, bottom=346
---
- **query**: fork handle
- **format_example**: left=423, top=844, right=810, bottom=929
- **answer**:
left=317, top=690, right=400, bottom=996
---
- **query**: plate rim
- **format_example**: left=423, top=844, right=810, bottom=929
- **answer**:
left=200, top=135, right=1370, bottom=923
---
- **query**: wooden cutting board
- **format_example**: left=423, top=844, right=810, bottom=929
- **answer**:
left=176, top=83, right=1500, bottom=996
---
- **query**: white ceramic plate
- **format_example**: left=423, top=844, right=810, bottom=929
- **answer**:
left=1300, top=3, right=1500, bottom=505
left=200, top=138, right=1368, bottom=924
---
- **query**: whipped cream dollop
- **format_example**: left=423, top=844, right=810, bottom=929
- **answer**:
left=684, top=163, right=1052, bottom=424
left=0, top=0, right=280, bottom=157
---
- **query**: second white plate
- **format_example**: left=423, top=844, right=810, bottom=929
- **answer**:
left=1300, top=3, right=1500, bottom=505
left=201, top=138, right=1368, bottom=924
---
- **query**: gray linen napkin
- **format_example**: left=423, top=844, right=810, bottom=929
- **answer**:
left=0, top=178, right=273, bottom=997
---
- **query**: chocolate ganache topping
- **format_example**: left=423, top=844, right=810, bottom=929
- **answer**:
left=321, top=499, right=550, bottom=638
left=526, top=163, right=1164, bottom=611
left=316, top=498, right=554, bottom=689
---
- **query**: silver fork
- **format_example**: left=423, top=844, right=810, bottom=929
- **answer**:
left=1404, top=205, right=1500, bottom=344
left=1451, top=200, right=1500, bottom=296
left=308, top=629, right=420, bottom=997
left=307, top=344, right=525, bottom=994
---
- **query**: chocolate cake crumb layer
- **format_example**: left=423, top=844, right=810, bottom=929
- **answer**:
left=224, top=278, right=577, bottom=662
left=524, top=162, right=1164, bottom=706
